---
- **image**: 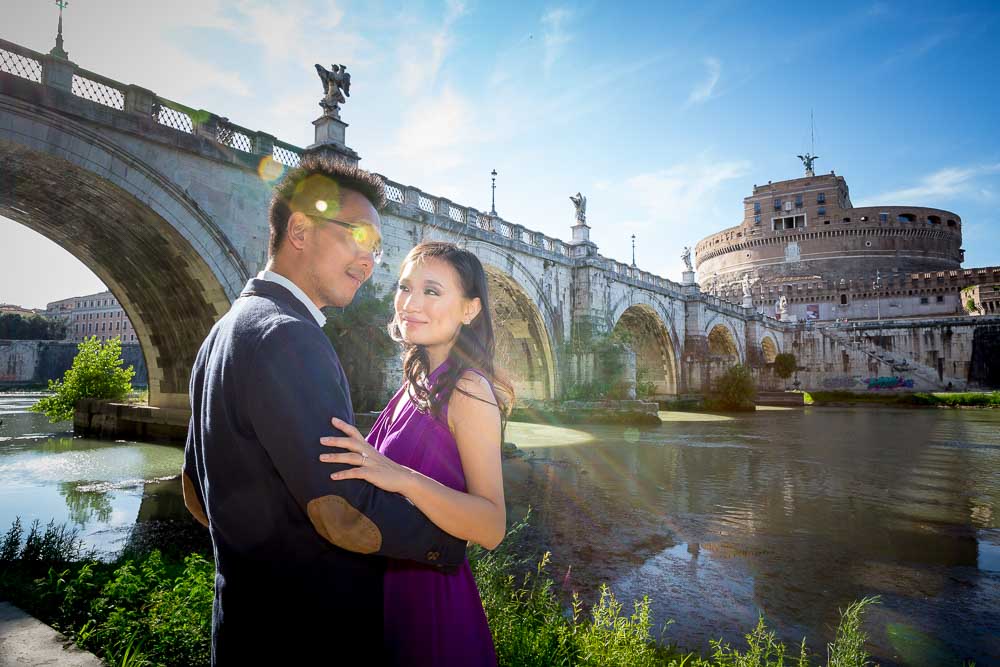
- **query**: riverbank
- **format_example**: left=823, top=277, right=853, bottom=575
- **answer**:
left=0, top=518, right=879, bottom=667
left=803, top=390, right=1000, bottom=407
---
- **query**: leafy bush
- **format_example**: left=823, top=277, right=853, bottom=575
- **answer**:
left=30, top=336, right=135, bottom=423
left=708, top=365, right=757, bottom=411
left=773, top=353, right=798, bottom=380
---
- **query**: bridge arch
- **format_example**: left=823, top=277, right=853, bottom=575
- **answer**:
left=455, top=243, right=559, bottom=400
left=611, top=303, right=680, bottom=397
left=1, top=99, right=247, bottom=409
left=707, top=322, right=741, bottom=362
left=760, top=335, right=779, bottom=363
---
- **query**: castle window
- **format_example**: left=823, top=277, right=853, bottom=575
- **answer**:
left=841, top=294, right=848, bottom=305
left=936, top=295, right=944, bottom=303
left=843, top=217, right=851, bottom=223
left=817, top=193, right=826, bottom=204
left=947, top=219, right=957, bottom=227
left=824, top=220, right=830, bottom=225
left=795, top=194, right=803, bottom=208
left=754, top=215, right=761, bottom=224
left=879, top=213, right=889, bottom=223
left=898, top=213, right=916, bottom=223
left=754, top=202, right=761, bottom=214
left=928, top=215, right=941, bottom=224
left=818, top=206, right=826, bottom=216
left=774, top=198, right=782, bottom=210
left=920, top=297, right=929, bottom=305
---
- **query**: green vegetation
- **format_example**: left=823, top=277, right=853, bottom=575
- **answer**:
left=1, top=516, right=884, bottom=667
left=706, top=365, right=757, bottom=411
left=806, top=391, right=1000, bottom=408
left=30, top=336, right=135, bottom=423
left=0, top=312, right=67, bottom=340
left=773, top=353, right=798, bottom=381
left=323, top=282, right=397, bottom=412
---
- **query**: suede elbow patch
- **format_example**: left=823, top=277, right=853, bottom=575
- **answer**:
left=307, top=495, right=383, bottom=554
left=182, top=472, right=210, bottom=528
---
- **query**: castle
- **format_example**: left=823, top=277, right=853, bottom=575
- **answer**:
left=694, top=160, right=1000, bottom=322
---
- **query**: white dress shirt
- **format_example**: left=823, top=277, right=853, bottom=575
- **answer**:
left=256, top=270, right=327, bottom=327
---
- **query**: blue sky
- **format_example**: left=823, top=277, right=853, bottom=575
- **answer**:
left=2, top=0, right=999, bottom=308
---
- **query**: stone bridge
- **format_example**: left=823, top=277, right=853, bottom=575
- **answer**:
left=0, top=37, right=786, bottom=408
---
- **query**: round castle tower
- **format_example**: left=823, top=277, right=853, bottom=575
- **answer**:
left=694, top=161, right=966, bottom=320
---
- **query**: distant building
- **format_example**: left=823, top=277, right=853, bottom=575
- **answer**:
left=962, top=283, right=1000, bottom=316
left=694, top=161, right=1000, bottom=321
left=0, top=303, right=43, bottom=317
left=46, top=290, right=139, bottom=343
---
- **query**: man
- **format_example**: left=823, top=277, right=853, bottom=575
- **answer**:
left=183, top=154, right=466, bottom=665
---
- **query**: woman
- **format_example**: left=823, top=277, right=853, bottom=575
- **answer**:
left=318, top=241, right=513, bottom=666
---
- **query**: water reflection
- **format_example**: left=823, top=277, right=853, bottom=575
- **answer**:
left=506, top=408, right=1000, bottom=666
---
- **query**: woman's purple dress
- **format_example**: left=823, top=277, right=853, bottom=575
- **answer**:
left=366, top=363, right=498, bottom=666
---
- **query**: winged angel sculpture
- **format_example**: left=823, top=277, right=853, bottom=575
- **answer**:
left=315, top=64, right=351, bottom=115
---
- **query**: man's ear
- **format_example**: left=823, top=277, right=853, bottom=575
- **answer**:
left=285, top=212, right=311, bottom=251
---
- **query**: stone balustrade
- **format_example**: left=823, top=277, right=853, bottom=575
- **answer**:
left=2, top=35, right=687, bottom=299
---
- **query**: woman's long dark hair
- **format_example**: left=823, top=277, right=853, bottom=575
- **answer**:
left=388, top=242, right=514, bottom=425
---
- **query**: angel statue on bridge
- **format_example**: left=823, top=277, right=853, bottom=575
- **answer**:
left=570, top=192, right=587, bottom=224
left=315, top=63, right=351, bottom=116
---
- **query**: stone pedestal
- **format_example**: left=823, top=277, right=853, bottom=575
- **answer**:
left=41, top=54, right=75, bottom=92
left=307, top=114, right=360, bottom=165
left=682, top=270, right=696, bottom=285
left=742, top=295, right=754, bottom=309
left=312, top=114, right=347, bottom=147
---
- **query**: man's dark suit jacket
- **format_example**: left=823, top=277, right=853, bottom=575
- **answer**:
left=183, top=278, right=466, bottom=665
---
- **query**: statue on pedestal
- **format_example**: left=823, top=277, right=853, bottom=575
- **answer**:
left=681, top=246, right=693, bottom=272
left=741, top=273, right=752, bottom=298
left=570, top=192, right=587, bottom=224
left=775, top=295, right=788, bottom=318
left=315, top=64, right=351, bottom=116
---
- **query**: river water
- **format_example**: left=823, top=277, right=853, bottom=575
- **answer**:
left=1, top=393, right=997, bottom=665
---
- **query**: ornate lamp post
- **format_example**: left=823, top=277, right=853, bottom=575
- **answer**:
left=51, top=0, right=69, bottom=59
left=631, top=234, right=636, bottom=266
left=490, top=169, right=497, bottom=216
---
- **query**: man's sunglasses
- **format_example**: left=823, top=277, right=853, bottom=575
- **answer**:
left=304, top=214, right=383, bottom=264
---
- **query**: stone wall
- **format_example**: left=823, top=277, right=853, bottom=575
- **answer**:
left=790, top=317, right=1000, bottom=392
left=0, top=340, right=147, bottom=388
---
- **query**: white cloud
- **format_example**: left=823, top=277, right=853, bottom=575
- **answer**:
left=541, top=7, right=573, bottom=74
left=390, top=87, right=477, bottom=172
left=687, top=57, right=721, bottom=106
left=859, top=164, right=1000, bottom=206
left=396, top=0, right=468, bottom=97
left=596, top=158, right=751, bottom=279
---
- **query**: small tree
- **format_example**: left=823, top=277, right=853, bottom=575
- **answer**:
left=773, top=352, right=798, bottom=380
left=709, top=364, right=757, bottom=411
left=31, top=336, right=135, bottom=423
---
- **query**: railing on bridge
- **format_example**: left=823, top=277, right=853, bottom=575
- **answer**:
left=1, top=36, right=695, bottom=293
left=0, top=37, right=305, bottom=171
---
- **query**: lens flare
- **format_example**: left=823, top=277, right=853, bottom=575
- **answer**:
left=257, top=156, right=286, bottom=183
left=315, top=199, right=329, bottom=213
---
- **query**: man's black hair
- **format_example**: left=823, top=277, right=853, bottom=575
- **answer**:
left=268, top=153, right=387, bottom=257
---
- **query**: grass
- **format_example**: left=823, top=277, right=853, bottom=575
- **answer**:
left=1, top=516, right=886, bottom=667
left=804, top=390, right=1000, bottom=408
